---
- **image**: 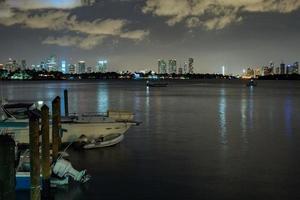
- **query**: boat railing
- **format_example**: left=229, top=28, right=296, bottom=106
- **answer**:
left=69, top=112, right=107, bottom=117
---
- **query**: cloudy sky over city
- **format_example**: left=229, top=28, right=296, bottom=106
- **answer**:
left=1, top=0, right=300, bottom=73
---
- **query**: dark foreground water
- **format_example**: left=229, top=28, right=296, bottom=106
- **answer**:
left=2, top=80, right=300, bottom=200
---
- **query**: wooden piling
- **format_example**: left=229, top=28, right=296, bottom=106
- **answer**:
left=64, top=89, right=69, bottom=117
left=0, top=135, right=15, bottom=200
left=29, top=112, right=41, bottom=200
left=41, top=105, right=50, bottom=197
left=52, top=96, right=61, bottom=161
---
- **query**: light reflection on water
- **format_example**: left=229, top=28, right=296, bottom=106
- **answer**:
left=96, top=83, right=109, bottom=113
left=219, top=87, right=227, bottom=144
left=145, top=86, right=150, bottom=126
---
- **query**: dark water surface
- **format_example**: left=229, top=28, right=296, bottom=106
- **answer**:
left=2, top=80, right=300, bottom=200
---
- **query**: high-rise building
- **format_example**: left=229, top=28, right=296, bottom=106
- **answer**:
left=158, top=59, right=167, bottom=74
left=262, top=66, right=272, bottom=76
left=61, top=60, right=67, bottom=73
left=4, top=58, right=16, bottom=71
left=246, top=68, right=254, bottom=77
left=286, top=62, right=299, bottom=74
left=293, top=62, right=299, bottom=74
left=96, top=60, right=108, bottom=73
left=78, top=61, right=86, bottom=74
left=168, top=59, right=177, bottom=74
left=47, top=55, right=58, bottom=71
left=183, top=62, right=188, bottom=74
left=222, top=66, right=225, bottom=76
left=21, top=59, right=26, bottom=70
left=280, top=62, right=285, bottom=74
left=188, top=58, right=194, bottom=74
left=40, top=61, right=46, bottom=71
left=68, top=64, right=76, bottom=74
left=254, top=68, right=261, bottom=77
left=269, top=61, right=275, bottom=75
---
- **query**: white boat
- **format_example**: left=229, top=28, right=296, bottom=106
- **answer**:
left=76, top=133, right=124, bottom=149
left=0, top=103, right=140, bottom=147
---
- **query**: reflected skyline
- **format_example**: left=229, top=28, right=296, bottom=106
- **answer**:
left=219, top=87, right=227, bottom=145
left=96, top=83, right=109, bottom=113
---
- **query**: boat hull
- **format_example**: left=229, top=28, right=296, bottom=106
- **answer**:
left=6, top=121, right=133, bottom=144
left=83, top=133, right=124, bottom=149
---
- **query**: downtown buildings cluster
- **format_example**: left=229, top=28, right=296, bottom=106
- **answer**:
left=0, top=55, right=109, bottom=74
left=242, top=61, right=299, bottom=78
left=157, top=58, right=194, bottom=74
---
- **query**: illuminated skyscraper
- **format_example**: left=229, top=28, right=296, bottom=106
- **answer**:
left=286, top=62, right=299, bottom=74
left=96, top=60, right=108, bottom=73
left=158, top=59, right=167, bottom=74
left=293, top=62, right=299, bottom=74
left=183, top=62, right=188, bottom=74
left=188, top=58, right=194, bottom=74
left=262, top=66, right=272, bottom=76
left=40, top=61, right=46, bottom=71
left=61, top=60, right=67, bottom=74
left=269, top=61, right=275, bottom=75
left=46, top=55, right=58, bottom=71
left=78, top=61, right=86, bottom=74
left=222, top=66, right=225, bottom=76
left=168, top=59, right=177, bottom=74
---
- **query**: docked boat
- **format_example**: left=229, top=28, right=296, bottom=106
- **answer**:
left=0, top=103, right=140, bottom=148
left=75, top=133, right=124, bottom=149
left=16, top=149, right=90, bottom=190
left=246, top=79, right=257, bottom=87
left=146, top=81, right=168, bottom=87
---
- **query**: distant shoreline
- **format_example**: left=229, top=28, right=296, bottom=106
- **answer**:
left=1, top=69, right=300, bottom=81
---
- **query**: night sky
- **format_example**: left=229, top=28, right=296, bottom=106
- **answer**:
left=0, top=0, right=300, bottom=74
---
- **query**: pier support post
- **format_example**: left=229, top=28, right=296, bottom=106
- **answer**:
left=0, top=135, right=15, bottom=200
left=52, top=96, right=61, bottom=161
left=29, top=112, right=41, bottom=200
left=64, top=89, right=69, bottom=117
left=41, top=105, right=51, bottom=198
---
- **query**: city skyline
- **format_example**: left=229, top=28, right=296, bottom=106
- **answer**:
left=1, top=0, right=300, bottom=74
left=1, top=55, right=299, bottom=77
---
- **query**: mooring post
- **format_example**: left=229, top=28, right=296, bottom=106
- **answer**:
left=64, top=89, right=69, bottom=117
left=0, top=135, right=16, bottom=200
left=52, top=96, right=61, bottom=161
left=41, top=105, right=51, bottom=197
left=29, top=111, right=41, bottom=200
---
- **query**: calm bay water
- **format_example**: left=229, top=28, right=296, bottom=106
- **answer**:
left=2, top=80, right=300, bottom=200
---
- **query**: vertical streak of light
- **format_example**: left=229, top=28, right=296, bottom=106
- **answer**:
left=249, top=87, right=254, bottom=130
left=145, top=86, right=150, bottom=126
left=97, top=83, right=109, bottom=113
left=219, top=88, right=227, bottom=144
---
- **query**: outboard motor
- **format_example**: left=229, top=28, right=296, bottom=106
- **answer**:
left=52, top=158, right=90, bottom=183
